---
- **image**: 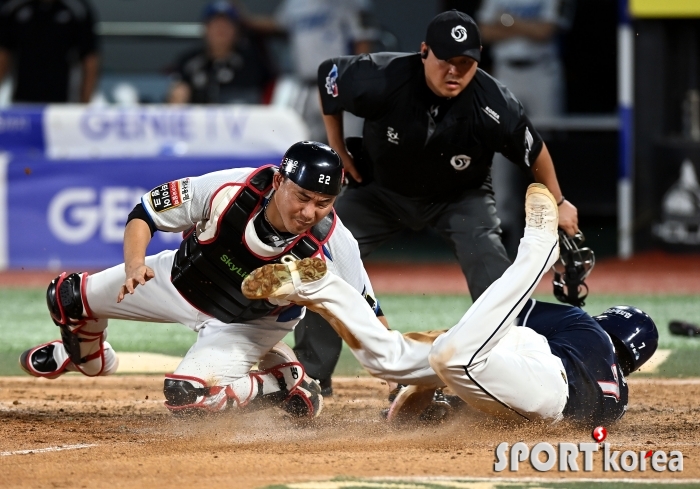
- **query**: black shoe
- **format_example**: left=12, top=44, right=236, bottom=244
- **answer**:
left=669, top=320, right=700, bottom=337
left=19, top=341, right=64, bottom=379
left=318, top=378, right=333, bottom=397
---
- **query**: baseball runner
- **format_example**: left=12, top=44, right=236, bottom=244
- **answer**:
left=19, top=141, right=383, bottom=417
left=242, top=184, right=658, bottom=426
left=294, top=9, right=580, bottom=394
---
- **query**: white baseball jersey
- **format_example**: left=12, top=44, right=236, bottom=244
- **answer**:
left=139, top=166, right=376, bottom=301
left=274, top=0, right=377, bottom=81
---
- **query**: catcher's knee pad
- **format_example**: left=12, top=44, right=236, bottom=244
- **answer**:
left=46, top=272, right=92, bottom=364
left=47, top=272, right=87, bottom=326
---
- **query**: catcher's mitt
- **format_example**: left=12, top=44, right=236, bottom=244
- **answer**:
left=552, top=230, right=595, bottom=307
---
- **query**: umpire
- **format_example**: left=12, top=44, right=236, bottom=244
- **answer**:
left=293, top=10, right=579, bottom=394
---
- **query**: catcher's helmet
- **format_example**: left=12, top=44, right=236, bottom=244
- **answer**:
left=279, top=141, right=343, bottom=196
left=593, top=306, right=659, bottom=376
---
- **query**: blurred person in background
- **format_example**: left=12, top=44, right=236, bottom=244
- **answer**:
left=476, top=0, right=574, bottom=256
left=477, top=0, right=571, bottom=117
left=168, top=1, right=274, bottom=105
left=0, top=0, right=99, bottom=103
left=240, top=0, right=378, bottom=142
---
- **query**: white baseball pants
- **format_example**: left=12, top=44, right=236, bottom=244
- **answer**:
left=284, top=228, right=569, bottom=421
left=428, top=228, right=569, bottom=422
left=82, top=250, right=300, bottom=384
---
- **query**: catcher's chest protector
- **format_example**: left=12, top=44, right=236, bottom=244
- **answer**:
left=171, top=166, right=334, bottom=323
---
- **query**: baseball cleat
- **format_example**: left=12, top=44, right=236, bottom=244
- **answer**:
left=241, top=257, right=327, bottom=300
left=19, top=341, right=67, bottom=379
left=386, top=385, right=437, bottom=424
left=525, top=183, right=559, bottom=237
left=385, top=386, right=464, bottom=424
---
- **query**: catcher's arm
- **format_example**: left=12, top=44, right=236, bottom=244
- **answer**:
left=117, top=219, right=155, bottom=303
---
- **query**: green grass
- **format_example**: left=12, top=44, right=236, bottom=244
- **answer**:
left=2, top=289, right=699, bottom=376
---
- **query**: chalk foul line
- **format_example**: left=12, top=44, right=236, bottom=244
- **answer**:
left=0, top=443, right=97, bottom=456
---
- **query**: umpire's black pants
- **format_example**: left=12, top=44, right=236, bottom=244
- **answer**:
left=293, top=182, right=512, bottom=384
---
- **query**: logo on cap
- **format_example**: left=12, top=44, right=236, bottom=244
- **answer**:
left=450, top=154, right=471, bottom=170
left=451, top=25, right=468, bottom=42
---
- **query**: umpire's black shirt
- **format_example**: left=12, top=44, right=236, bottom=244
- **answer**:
left=318, top=52, right=544, bottom=201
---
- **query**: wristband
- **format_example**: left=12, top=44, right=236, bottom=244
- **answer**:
left=557, top=196, right=566, bottom=206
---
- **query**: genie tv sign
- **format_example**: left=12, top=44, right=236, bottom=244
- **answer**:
left=43, top=105, right=307, bottom=159
left=7, top=156, right=282, bottom=269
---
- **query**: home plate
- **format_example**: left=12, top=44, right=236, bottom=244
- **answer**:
left=635, top=349, right=671, bottom=374
left=117, top=352, right=182, bottom=373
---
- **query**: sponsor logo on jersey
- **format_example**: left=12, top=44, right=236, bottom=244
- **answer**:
left=386, top=127, right=399, bottom=145
left=481, top=106, right=500, bottom=124
left=450, top=154, right=471, bottom=170
left=220, top=254, right=250, bottom=279
left=325, top=64, right=339, bottom=97
left=451, top=25, right=468, bottom=42
left=150, top=178, right=192, bottom=212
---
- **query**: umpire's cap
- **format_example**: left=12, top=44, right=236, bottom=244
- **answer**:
left=593, top=306, right=659, bottom=376
left=279, top=141, right=344, bottom=196
left=426, top=10, right=481, bottom=62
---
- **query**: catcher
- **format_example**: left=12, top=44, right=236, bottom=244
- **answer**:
left=19, top=141, right=384, bottom=417
left=242, top=184, right=658, bottom=426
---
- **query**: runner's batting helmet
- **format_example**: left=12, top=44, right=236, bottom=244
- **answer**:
left=593, top=306, right=659, bottom=376
left=279, top=141, right=344, bottom=196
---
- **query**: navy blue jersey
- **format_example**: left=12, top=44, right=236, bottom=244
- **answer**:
left=516, top=300, right=628, bottom=426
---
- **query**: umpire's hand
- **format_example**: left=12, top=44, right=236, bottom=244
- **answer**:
left=118, top=264, right=155, bottom=303
left=558, top=199, right=579, bottom=236
left=339, top=149, right=362, bottom=184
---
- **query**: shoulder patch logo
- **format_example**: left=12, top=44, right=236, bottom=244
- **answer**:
left=150, top=178, right=192, bottom=213
left=481, top=106, right=500, bottom=124
left=451, top=25, right=468, bottom=42
left=325, top=64, right=339, bottom=98
left=450, top=154, right=471, bottom=171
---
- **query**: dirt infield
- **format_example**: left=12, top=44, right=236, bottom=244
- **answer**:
left=0, top=375, right=697, bottom=488
left=4, top=250, right=700, bottom=294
